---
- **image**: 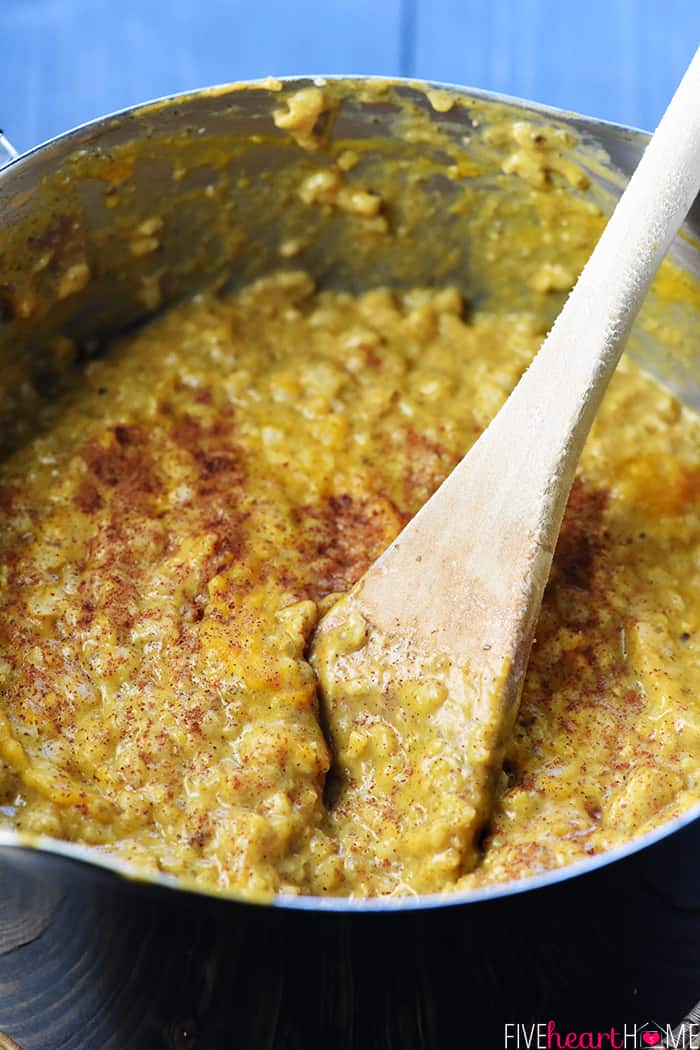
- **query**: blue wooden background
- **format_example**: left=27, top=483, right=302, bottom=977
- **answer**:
left=1, top=0, right=699, bottom=155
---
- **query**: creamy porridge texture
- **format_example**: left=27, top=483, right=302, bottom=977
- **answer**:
left=1, top=85, right=699, bottom=900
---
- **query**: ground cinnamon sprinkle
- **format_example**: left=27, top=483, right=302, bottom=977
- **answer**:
left=401, top=428, right=460, bottom=511
left=296, top=492, right=407, bottom=600
left=1, top=272, right=699, bottom=899
left=551, top=478, right=609, bottom=593
left=82, top=423, right=160, bottom=503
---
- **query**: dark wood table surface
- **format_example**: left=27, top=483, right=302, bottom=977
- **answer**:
left=1, top=2, right=699, bottom=1046
left=1, top=817, right=700, bottom=1049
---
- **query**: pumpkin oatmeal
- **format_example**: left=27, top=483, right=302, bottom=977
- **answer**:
left=1, top=267, right=699, bottom=899
left=1, top=81, right=699, bottom=900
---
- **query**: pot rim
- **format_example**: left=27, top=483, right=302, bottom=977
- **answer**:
left=2, top=75, right=697, bottom=914
left=0, top=72, right=652, bottom=175
left=2, top=795, right=700, bottom=912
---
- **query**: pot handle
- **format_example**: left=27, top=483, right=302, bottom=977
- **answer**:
left=0, top=131, right=18, bottom=168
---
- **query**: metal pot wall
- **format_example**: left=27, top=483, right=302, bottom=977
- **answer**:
left=0, top=78, right=699, bottom=1048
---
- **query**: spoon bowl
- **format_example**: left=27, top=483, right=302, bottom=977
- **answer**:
left=311, top=49, right=700, bottom=892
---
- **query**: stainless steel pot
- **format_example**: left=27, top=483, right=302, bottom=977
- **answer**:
left=0, top=74, right=696, bottom=894
left=1, top=76, right=700, bottom=1049
left=0, top=76, right=699, bottom=916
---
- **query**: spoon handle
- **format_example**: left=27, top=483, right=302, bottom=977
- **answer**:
left=400, top=44, right=700, bottom=660
left=461, top=43, right=700, bottom=589
left=330, top=45, right=700, bottom=669
left=499, top=44, right=700, bottom=484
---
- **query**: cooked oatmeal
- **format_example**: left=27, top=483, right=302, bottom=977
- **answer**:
left=1, top=266, right=699, bottom=898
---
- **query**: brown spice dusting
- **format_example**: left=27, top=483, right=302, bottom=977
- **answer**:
left=551, top=478, right=609, bottom=591
left=402, top=428, right=459, bottom=512
left=74, top=481, right=103, bottom=514
left=297, top=492, right=406, bottom=600
left=2, top=266, right=699, bottom=901
left=0, top=485, right=19, bottom=514
left=172, top=415, right=244, bottom=489
left=82, top=423, right=160, bottom=503
left=170, top=414, right=249, bottom=576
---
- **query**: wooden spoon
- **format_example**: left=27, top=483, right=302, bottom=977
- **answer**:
left=310, top=49, right=700, bottom=893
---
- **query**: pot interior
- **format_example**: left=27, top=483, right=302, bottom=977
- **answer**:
left=0, top=77, right=699, bottom=909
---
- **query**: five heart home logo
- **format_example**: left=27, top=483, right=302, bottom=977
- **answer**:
left=504, top=1018, right=677, bottom=1048
left=638, top=1020, right=666, bottom=1047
